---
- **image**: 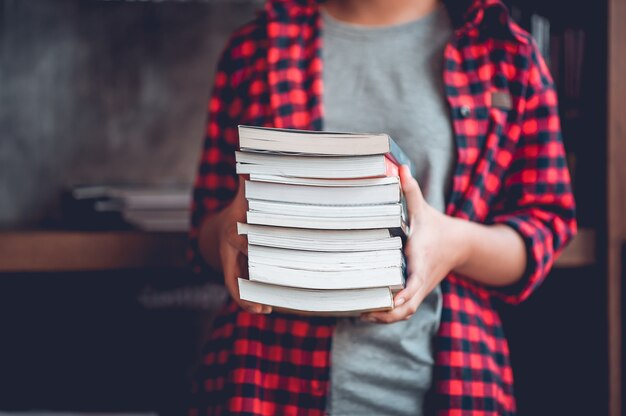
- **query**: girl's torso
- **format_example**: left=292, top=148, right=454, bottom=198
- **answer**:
left=321, top=5, right=453, bottom=414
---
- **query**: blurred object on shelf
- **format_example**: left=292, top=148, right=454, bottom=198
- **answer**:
left=62, top=185, right=191, bottom=232
left=531, top=13, right=551, bottom=66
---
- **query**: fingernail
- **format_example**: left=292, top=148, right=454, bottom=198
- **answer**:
left=395, top=297, right=406, bottom=306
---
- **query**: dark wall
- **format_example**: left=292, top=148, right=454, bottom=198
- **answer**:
left=0, top=0, right=260, bottom=227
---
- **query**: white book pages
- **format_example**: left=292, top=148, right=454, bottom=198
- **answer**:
left=237, top=223, right=392, bottom=240
left=238, top=278, right=394, bottom=313
left=246, top=234, right=402, bottom=252
left=249, top=174, right=399, bottom=187
left=248, top=264, right=404, bottom=290
left=235, top=151, right=388, bottom=179
left=248, top=245, right=403, bottom=271
left=236, top=163, right=388, bottom=179
left=246, top=211, right=402, bottom=230
left=248, top=200, right=401, bottom=218
left=238, top=125, right=391, bottom=155
left=245, top=180, right=400, bottom=205
left=235, top=151, right=382, bottom=166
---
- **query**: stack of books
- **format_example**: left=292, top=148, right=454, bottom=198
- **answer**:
left=235, top=125, right=414, bottom=315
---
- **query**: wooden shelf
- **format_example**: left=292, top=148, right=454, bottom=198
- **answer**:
left=0, top=231, right=188, bottom=272
left=554, top=227, right=596, bottom=268
left=0, top=227, right=595, bottom=273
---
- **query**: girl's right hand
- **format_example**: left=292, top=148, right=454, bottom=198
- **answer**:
left=215, top=176, right=272, bottom=314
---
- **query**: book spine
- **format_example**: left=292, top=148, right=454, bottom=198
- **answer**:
left=387, top=137, right=417, bottom=177
left=396, top=191, right=410, bottom=241
left=401, top=250, right=408, bottom=289
left=384, top=156, right=400, bottom=177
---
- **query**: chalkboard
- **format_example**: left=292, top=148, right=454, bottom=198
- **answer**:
left=0, top=0, right=260, bottom=227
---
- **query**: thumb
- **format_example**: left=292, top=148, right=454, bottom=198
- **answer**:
left=236, top=175, right=247, bottom=200
left=399, top=165, right=424, bottom=217
left=230, top=175, right=249, bottom=217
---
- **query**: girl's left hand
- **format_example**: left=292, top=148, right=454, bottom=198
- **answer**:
left=361, top=165, right=465, bottom=324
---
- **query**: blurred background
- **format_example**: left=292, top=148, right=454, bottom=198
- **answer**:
left=0, top=1, right=259, bottom=414
left=0, top=0, right=624, bottom=415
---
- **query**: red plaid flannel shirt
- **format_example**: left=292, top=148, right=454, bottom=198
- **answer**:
left=188, top=0, right=577, bottom=414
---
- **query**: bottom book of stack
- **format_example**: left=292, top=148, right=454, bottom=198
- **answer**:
left=238, top=279, right=394, bottom=315
left=237, top=223, right=404, bottom=315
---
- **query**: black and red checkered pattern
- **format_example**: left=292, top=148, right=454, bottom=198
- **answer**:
left=188, top=0, right=577, bottom=414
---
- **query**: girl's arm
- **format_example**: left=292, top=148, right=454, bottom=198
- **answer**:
left=189, top=26, right=272, bottom=315
left=363, top=166, right=527, bottom=323
left=364, top=43, right=577, bottom=324
left=197, top=177, right=272, bottom=315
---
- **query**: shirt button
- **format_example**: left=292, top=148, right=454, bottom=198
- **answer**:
left=460, top=105, right=471, bottom=118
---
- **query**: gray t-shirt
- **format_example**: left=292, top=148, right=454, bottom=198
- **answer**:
left=321, top=5, right=454, bottom=415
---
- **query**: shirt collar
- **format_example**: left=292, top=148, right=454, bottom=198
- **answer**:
left=263, top=0, right=528, bottom=44
left=454, top=0, right=529, bottom=43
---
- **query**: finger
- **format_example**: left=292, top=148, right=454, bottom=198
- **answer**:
left=228, top=231, right=249, bottom=256
left=240, top=235, right=249, bottom=256
left=235, top=256, right=272, bottom=314
left=239, top=293, right=272, bottom=314
left=222, top=246, right=242, bottom=300
left=237, top=174, right=247, bottom=194
left=222, top=248, right=268, bottom=314
left=240, top=299, right=271, bottom=314
left=363, top=291, right=425, bottom=323
left=361, top=303, right=411, bottom=323
left=237, top=175, right=249, bottom=202
left=238, top=252, right=271, bottom=313
left=361, top=272, right=427, bottom=323
left=399, top=165, right=424, bottom=217
left=393, top=272, right=424, bottom=309
left=232, top=175, right=249, bottom=216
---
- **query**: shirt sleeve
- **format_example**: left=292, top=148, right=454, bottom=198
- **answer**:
left=486, top=41, right=577, bottom=305
left=188, top=40, right=241, bottom=279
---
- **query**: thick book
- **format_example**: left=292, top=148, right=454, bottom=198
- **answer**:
left=246, top=198, right=408, bottom=232
left=236, top=151, right=398, bottom=179
left=248, top=199, right=403, bottom=218
left=248, top=245, right=404, bottom=271
left=238, top=278, right=394, bottom=314
left=237, top=223, right=398, bottom=241
left=238, top=125, right=416, bottom=176
left=248, top=264, right=405, bottom=290
left=245, top=179, right=400, bottom=206
left=246, top=211, right=407, bottom=231
left=238, top=222, right=403, bottom=251
left=249, top=174, right=399, bottom=187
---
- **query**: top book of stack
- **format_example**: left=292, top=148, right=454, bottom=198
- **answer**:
left=237, top=125, right=416, bottom=178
